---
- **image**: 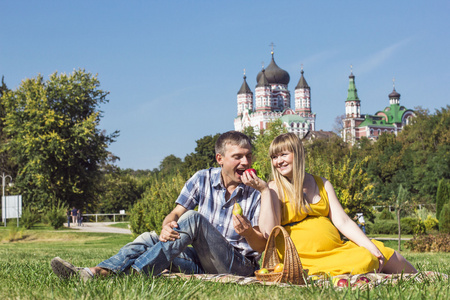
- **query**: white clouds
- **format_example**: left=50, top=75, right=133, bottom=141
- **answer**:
left=358, top=37, right=414, bottom=75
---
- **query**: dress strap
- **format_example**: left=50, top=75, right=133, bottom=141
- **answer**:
left=312, top=175, right=329, bottom=205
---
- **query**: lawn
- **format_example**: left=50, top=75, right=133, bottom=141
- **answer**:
left=0, top=227, right=448, bottom=299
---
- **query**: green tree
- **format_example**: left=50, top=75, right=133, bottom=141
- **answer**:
left=159, top=154, right=183, bottom=176
left=252, top=120, right=287, bottom=181
left=2, top=70, right=119, bottom=210
left=98, top=170, right=144, bottom=213
left=0, top=76, right=16, bottom=176
left=438, top=204, right=450, bottom=233
left=183, top=133, right=220, bottom=176
left=397, top=106, right=450, bottom=202
left=395, top=184, right=409, bottom=251
left=436, top=179, right=450, bottom=219
left=308, top=152, right=376, bottom=221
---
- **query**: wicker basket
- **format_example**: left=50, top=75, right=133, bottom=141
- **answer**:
left=255, top=225, right=307, bottom=285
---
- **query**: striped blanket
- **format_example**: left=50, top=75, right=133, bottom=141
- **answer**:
left=161, top=271, right=447, bottom=289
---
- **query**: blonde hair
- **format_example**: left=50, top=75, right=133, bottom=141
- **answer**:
left=269, top=133, right=310, bottom=214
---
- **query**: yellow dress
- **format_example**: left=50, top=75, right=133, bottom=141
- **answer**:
left=276, top=175, right=394, bottom=276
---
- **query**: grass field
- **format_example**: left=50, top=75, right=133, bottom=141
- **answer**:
left=0, top=226, right=449, bottom=299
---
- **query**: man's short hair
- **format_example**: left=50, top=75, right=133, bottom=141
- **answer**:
left=215, top=131, right=252, bottom=155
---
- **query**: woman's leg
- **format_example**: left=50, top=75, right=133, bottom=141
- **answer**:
left=381, top=251, right=417, bottom=273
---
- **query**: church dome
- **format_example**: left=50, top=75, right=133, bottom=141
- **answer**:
left=389, top=88, right=400, bottom=99
left=256, top=53, right=290, bottom=85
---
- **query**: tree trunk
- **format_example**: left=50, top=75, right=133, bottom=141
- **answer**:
left=397, top=208, right=401, bottom=251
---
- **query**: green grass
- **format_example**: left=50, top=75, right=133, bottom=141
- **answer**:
left=0, top=228, right=449, bottom=299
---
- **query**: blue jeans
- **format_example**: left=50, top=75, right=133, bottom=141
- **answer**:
left=97, top=211, right=258, bottom=276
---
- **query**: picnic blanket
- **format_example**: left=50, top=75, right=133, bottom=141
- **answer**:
left=161, top=271, right=447, bottom=290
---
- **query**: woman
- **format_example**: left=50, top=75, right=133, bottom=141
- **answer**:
left=263, top=132, right=416, bottom=276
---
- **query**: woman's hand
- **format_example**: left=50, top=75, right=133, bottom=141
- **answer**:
left=374, top=251, right=386, bottom=272
left=241, top=170, right=268, bottom=192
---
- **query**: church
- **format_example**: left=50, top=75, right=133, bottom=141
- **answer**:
left=342, top=70, right=415, bottom=143
left=233, top=51, right=316, bottom=138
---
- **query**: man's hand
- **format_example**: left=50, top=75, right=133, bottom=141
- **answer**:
left=159, top=221, right=180, bottom=242
left=232, top=214, right=253, bottom=237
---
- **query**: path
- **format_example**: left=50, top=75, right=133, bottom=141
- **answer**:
left=63, top=222, right=132, bottom=234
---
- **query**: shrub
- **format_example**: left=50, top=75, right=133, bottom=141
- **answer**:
left=129, top=173, right=186, bottom=237
left=45, top=201, right=67, bottom=229
left=439, top=204, right=450, bottom=233
left=370, top=220, right=398, bottom=234
left=20, top=205, right=41, bottom=229
left=405, top=234, right=450, bottom=252
left=423, top=215, right=439, bottom=232
left=401, top=217, right=426, bottom=235
left=379, top=208, right=394, bottom=220
left=370, top=218, right=426, bottom=235
left=436, top=179, right=450, bottom=219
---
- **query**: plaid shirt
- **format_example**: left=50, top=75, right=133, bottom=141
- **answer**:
left=176, top=167, right=261, bottom=259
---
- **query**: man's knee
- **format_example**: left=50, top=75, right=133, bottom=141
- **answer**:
left=133, top=231, right=159, bottom=244
left=178, top=210, right=203, bottom=224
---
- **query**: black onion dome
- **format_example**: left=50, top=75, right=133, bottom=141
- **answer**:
left=237, top=75, right=253, bottom=94
left=389, top=87, right=400, bottom=99
left=256, top=53, right=290, bottom=85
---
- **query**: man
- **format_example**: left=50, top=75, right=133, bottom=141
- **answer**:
left=51, top=131, right=272, bottom=280
left=71, top=206, right=77, bottom=224
left=354, top=212, right=366, bottom=234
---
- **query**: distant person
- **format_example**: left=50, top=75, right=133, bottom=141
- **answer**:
left=354, top=212, right=366, bottom=234
left=67, top=209, right=71, bottom=228
left=77, top=209, right=83, bottom=227
left=51, top=131, right=274, bottom=281
left=71, top=207, right=78, bottom=224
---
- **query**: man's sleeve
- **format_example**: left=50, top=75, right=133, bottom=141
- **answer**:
left=175, top=171, right=201, bottom=210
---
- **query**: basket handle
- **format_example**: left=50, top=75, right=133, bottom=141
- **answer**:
left=261, top=225, right=306, bottom=285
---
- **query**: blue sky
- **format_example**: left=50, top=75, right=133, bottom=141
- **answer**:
left=1, top=1, right=449, bottom=170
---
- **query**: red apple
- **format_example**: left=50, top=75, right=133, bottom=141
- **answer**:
left=334, top=278, right=349, bottom=287
left=357, top=276, right=370, bottom=283
left=245, top=168, right=257, bottom=175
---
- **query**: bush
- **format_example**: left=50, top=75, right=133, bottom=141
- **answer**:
left=401, top=217, right=426, bottom=235
left=423, top=215, right=439, bottom=232
left=405, top=234, right=450, bottom=252
left=379, top=208, right=394, bottom=220
left=439, top=204, right=450, bottom=233
left=45, top=201, right=67, bottom=229
left=129, top=173, right=186, bottom=237
left=370, top=220, right=398, bottom=234
left=370, top=218, right=426, bottom=235
left=20, top=205, right=41, bottom=229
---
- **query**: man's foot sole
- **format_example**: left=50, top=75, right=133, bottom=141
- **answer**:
left=51, top=257, right=93, bottom=281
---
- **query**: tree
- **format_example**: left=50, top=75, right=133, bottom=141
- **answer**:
left=159, top=154, right=183, bottom=176
left=436, top=179, right=450, bottom=219
left=97, top=170, right=144, bottom=213
left=438, top=204, right=450, bottom=233
left=183, top=133, right=220, bottom=176
left=2, top=70, right=119, bottom=210
left=332, top=114, right=345, bottom=135
left=252, top=120, right=287, bottom=181
left=395, top=184, right=409, bottom=251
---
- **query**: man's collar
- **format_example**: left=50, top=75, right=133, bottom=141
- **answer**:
left=212, top=167, right=244, bottom=192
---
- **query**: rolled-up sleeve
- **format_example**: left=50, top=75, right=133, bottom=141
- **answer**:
left=175, top=171, right=200, bottom=210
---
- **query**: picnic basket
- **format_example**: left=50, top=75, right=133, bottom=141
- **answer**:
left=255, top=225, right=307, bottom=285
